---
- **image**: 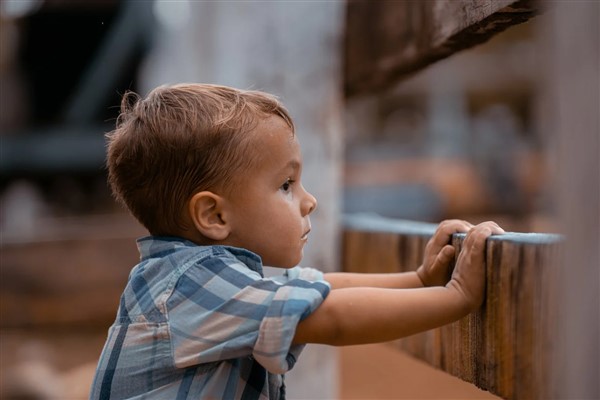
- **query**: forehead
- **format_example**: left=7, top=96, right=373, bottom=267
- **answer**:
left=250, top=115, right=300, bottom=167
left=255, top=114, right=295, bottom=140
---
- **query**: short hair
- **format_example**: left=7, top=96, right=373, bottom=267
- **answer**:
left=106, top=83, right=294, bottom=235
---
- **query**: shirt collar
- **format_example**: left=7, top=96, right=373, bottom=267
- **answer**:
left=136, top=236, right=264, bottom=275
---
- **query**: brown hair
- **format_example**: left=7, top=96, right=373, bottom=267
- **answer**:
left=106, top=83, right=294, bottom=235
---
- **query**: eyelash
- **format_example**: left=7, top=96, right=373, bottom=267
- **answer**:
left=281, top=179, right=295, bottom=192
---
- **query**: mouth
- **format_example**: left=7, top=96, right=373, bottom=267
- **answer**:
left=301, top=229, right=311, bottom=241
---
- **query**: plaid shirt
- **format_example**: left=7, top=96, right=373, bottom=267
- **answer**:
left=90, top=236, right=330, bottom=400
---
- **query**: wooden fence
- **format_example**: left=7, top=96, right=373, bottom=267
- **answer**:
left=343, top=214, right=562, bottom=400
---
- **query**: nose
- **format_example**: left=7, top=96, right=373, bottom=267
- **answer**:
left=301, top=186, right=318, bottom=216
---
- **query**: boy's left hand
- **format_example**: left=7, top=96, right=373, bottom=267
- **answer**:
left=417, top=220, right=473, bottom=287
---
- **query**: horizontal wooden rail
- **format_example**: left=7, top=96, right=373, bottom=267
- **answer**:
left=345, top=0, right=541, bottom=96
left=0, top=215, right=144, bottom=328
left=2, top=213, right=563, bottom=399
left=343, top=214, right=562, bottom=400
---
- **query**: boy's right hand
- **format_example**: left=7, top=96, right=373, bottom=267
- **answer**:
left=417, top=219, right=473, bottom=287
left=447, top=221, right=504, bottom=312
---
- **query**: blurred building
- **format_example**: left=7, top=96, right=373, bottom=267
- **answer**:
left=2, top=1, right=343, bottom=398
left=1, top=1, right=594, bottom=399
left=344, top=21, right=548, bottom=230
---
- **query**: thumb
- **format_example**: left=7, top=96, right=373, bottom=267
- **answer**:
left=430, top=245, right=455, bottom=276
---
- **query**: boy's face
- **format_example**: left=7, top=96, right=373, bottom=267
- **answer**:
left=223, top=115, right=317, bottom=268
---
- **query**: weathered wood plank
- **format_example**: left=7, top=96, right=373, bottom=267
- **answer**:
left=342, top=214, right=562, bottom=400
left=345, top=0, right=541, bottom=96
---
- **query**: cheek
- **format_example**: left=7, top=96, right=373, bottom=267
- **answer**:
left=279, top=190, right=293, bottom=202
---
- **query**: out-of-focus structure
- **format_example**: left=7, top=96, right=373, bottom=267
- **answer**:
left=341, top=2, right=598, bottom=399
left=1, top=1, right=598, bottom=399
left=344, top=1, right=544, bottom=224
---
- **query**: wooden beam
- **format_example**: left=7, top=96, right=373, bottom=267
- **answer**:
left=1, top=238, right=138, bottom=328
left=0, top=215, right=144, bottom=328
left=345, top=0, right=541, bottom=96
left=343, top=214, right=562, bottom=400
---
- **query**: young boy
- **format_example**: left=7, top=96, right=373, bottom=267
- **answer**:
left=90, top=83, right=504, bottom=400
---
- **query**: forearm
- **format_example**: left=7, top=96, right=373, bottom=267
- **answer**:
left=293, top=286, right=470, bottom=346
left=324, top=271, right=424, bottom=290
left=299, top=222, right=501, bottom=347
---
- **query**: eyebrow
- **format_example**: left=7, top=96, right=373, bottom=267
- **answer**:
left=281, top=160, right=301, bottom=173
left=286, top=160, right=300, bottom=169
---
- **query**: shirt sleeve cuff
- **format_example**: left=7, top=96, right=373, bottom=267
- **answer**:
left=252, top=276, right=330, bottom=374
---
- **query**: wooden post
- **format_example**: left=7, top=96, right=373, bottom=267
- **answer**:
left=343, top=214, right=562, bottom=400
left=543, top=2, right=600, bottom=398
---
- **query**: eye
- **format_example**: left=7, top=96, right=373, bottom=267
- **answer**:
left=280, top=179, right=295, bottom=193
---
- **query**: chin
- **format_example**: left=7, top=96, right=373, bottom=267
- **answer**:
left=264, top=249, right=303, bottom=269
left=281, top=260, right=301, bottom=269
left=273, top=256, right=302, bottom=269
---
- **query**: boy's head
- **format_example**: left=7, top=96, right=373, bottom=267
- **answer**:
left=107, top=84, right=317, bottom=267
left=107, top=83, right=293, bottom=236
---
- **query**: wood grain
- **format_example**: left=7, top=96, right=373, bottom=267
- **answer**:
left=345, top=0, right=541, bottom=96
left=342, top=214, right=562, bottom=400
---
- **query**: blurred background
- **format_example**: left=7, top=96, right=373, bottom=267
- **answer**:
left=0, top=0, right=552, bottom=238
left=0, top=1, right=597, bottom=399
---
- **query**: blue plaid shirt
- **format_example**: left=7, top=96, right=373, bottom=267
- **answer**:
left=90, top=236, right=330, bottom=400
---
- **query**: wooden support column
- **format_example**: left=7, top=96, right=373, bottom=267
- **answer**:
left=343, top=214, right=562, bottom=400
left=543, top=2, right=600, bottom=398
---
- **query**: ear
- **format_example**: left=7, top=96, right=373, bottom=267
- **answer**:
left=188, top=191, right=231, bottom=241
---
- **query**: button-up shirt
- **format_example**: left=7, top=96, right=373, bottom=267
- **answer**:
left=90, top=236, right=330, bottom=400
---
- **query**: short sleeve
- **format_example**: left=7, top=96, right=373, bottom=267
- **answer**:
left=167, top=256, right=330, bottom=374
left=253, top=267, right=330, bottom=373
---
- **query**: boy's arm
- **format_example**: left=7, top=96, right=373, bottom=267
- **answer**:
left=293, top=286, right=466, bottom=345
left=324, top=271, right=423, bottom=290
left=293, top=222, right=503, bottom=346
left=325, top=220, right=473, bottom=290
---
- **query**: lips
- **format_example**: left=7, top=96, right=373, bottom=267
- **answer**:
left=301, top=229, right=311, bottom=241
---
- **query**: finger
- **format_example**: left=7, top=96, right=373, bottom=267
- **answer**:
left=429, top=245, right=455, bottom=282
left=462, top=225, right=487, bottom=249
left=441, top=244, right=456, bottom=258
left=475, top=221, right=505, bottom=236
left=432, top=245, right=455, bottom=266
left=452, top=224, right=495, bottom=286
left=430, top=220, right=474, bottom=249
left=489, top=223, right=505, bottom=235
left=438, top=219, right=474, bottom=233
left=463, top=225, right=495, bottom=262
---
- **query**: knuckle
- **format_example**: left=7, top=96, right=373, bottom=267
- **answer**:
left=437, top=221, right=450, bottom=230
